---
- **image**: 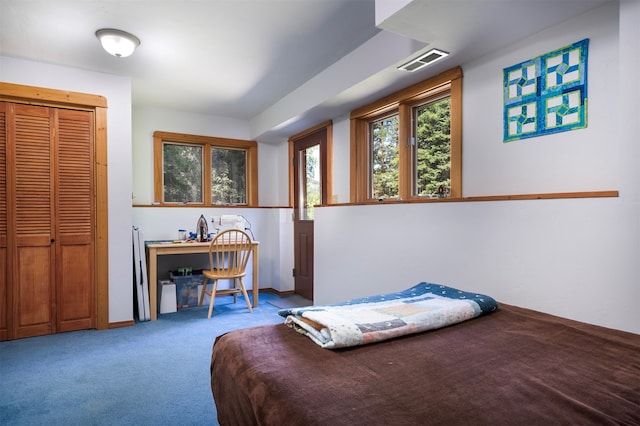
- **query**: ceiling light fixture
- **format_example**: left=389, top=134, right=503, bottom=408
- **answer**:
left=96, top=28, right=140, bottom=58
left=398, top=48, right=449, bottom=72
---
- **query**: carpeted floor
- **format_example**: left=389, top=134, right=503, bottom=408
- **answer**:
left=266, top=294, right=313, bottom=309
left=0, top=292, right=288, bottom=426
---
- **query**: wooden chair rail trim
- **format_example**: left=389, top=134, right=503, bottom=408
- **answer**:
left=318, top=190, right=619, bottom=207
left=133, top=190, right=618, bottom=209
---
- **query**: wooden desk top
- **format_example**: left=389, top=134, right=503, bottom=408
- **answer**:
left=146, top=240, right=259, bottom=255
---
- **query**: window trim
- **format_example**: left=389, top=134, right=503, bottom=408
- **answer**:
left=350, top=66, right=462, bottom=203
left=153, top=131, right=258, bottom=206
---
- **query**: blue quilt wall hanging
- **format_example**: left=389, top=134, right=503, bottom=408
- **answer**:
left=503, top=38, right=589, bottom=143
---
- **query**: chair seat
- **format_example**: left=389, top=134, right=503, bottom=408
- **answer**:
left=203, top=269, right=246, bottom=280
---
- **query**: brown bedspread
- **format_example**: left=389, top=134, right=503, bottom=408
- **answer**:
left=210, top=304, right=640, bottom=425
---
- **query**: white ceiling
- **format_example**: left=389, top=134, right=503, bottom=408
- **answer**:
left=0, top=0, right=611, bottom=142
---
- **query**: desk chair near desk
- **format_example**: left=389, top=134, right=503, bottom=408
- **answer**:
left=199, top=229, right=254, bottom=318
left=145, top=234, right=259, bottom=321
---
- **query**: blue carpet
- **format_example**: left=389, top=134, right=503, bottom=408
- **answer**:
left=0, top=292, right=287, bottom=426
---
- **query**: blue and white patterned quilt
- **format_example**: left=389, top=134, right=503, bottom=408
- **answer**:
left=278, top=283, right=499, bottom=349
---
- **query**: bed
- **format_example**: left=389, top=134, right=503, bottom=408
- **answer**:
left=210, top=283, right=640, bottom=425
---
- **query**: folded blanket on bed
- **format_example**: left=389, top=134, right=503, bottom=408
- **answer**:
left=278, top=283, right=498, bottom=349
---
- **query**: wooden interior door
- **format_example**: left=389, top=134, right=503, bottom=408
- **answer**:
left=0, top=103, right=95, bottom=340
left=292, top=127, right=328, bottom=301
left=56, top=109, right=95, bottom=332
left=11, top=104, right=56, bottom=339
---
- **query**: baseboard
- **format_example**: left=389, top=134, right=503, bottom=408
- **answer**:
left=108, top=320, right=135, bottom=329
left=260, top=288, right=295, bottom=297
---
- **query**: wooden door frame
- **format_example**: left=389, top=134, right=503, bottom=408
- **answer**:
left=0, top=82, right=109, bottom=331
left=288, top=121, right=333, bottom=207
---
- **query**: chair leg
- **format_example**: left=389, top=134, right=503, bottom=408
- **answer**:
left=207, top=279, right=219, bottom=319
left=232, top=278, right=238, bottom=304
left=198, top=277, right=208, bottom=307
left=238, top=278, right=253, bottom=313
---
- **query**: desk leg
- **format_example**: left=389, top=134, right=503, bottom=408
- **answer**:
left=148, top=248, right=158, bottom=321
left=252, top=245, right=259, bottom=308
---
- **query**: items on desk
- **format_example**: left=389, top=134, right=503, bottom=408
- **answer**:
left=211, top=214, right=246, bottom=232
left=197, top=214, right=209, bottom=242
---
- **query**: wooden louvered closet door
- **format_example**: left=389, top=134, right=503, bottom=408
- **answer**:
left=56, top=108, right=95, bottom=333
left=11, top=104, right=55, bottom=339
left=0, top=102, right=95, bottom=340
left=0, top=103, right=7, bottom=340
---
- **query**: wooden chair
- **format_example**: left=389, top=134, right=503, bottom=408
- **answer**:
left=198, top=229, right=254, bottom=318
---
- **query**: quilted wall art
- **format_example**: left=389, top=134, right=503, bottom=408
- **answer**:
left=503, top=38, right=589, bottom=143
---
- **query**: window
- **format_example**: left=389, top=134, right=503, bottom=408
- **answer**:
left=350, top=67, right=462, bottom=202
left=153, top=131, right=258, bottom=206
left=162, top=143, right=203, bottom=203
left=370, top=114, right=399, bottom=199
left=413, top=95, right=451, bottom=197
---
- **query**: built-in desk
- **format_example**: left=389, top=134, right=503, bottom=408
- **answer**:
left=145, top=240, right=259, bottom=320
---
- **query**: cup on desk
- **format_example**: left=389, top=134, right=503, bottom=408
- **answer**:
left=178, top=229, right=187, bottom=240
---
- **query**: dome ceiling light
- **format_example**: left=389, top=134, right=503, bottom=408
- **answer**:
left=96, top=28, right=140, bottom=58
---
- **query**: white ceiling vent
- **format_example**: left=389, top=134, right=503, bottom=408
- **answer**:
left=398, top=48, right=449, bottom=72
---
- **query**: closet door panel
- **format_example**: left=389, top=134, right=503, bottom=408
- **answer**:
left=0, top=103, right=8, bottom=340
left=56, top=109, right=95, bottom=331
left=0, top=250, right=6, bottom=341
left=12, top=104, right=55, bottom=339
left=58, top=244, right=93, bottom=331
left=15, top=246, right=52, bottom=338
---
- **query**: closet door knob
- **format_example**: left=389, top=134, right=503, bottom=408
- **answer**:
left=51, top=239, right=55, bottom=243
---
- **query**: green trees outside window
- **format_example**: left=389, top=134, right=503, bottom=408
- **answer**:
left=370, top=115, right=399, bottom=199
left=163, top=143, right=203, bottom=203
left=414, top=97, right=451, bottom=197
left=210, top=147, right=246, bottom=204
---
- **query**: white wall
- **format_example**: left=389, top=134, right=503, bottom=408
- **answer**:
left=0, top=56, right=134, bottom=323
left=463, top=3, right=619, bottom=196
left=132, top=106, right=251, bottom=205
left=313, top=2, right=640, bottom=334
left=331, top=114, right=352, bottom=204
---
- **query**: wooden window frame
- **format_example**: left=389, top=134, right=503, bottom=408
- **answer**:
left=350, top=67, right=462, bottom=203
left=153, top=131, right=258, bottom=206
left=288, top=121, right=333, bottom=208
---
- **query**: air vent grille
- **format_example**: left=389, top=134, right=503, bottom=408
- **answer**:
left=398, top=49, right=449, bottom=72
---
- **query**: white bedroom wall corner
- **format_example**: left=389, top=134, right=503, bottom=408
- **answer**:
left=618, top=0, right=640, bottom=204
left=616, top=0, right=640, bottom=331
